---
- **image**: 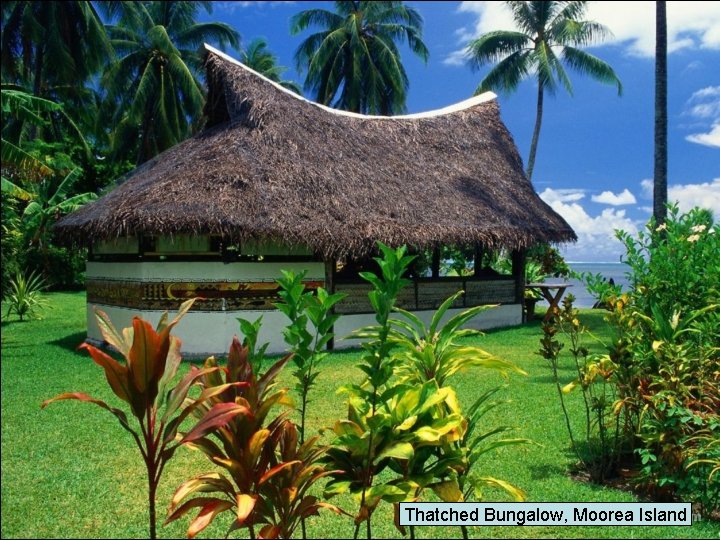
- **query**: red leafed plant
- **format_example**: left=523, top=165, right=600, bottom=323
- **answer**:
left=166, top=336, right=344, bottom=539
left=42, top=300, right=248, bottom=539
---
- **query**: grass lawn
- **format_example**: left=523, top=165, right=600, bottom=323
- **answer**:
left=1, top=292, right=717, bottom=539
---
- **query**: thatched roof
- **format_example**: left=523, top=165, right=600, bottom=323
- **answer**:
left=55, top=45, right=576, bottom=259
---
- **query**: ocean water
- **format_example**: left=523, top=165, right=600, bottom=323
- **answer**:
left=558, top=262, right=633, bottom=309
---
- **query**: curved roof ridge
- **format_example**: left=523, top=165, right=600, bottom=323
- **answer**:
left=204, top=43, right=497, bottom=120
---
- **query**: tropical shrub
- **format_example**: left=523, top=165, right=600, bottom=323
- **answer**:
left=3, top=269, right=48, bottom=321
left=389, top=291, right=529, bottom=539
left=24, top=244, right=87, bottom=289
left=323, top=243, right=528, bottom=539
left=539, top=295, right=626, bottom=482
left=323, top=243, right=440, bottom=538
left=1, top=194, right=23, bottom=294
left=580, top=205, right=719, bottom=514
left=527, top=243, right=570, bottom=278
left=276, top=270, right=346, bottom=442
left=166, top=335, right=342, bottom=538
left=618, top=205, right=718, bottom=315
left=42, top=300, right=240, bottom=539
left=572, top=270, right=623, bottom=309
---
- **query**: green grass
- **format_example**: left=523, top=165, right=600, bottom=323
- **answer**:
left=1, top=292, right=717, bottom=539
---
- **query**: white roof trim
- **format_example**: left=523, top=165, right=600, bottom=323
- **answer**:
left=204, top=44, right=497, bottom=120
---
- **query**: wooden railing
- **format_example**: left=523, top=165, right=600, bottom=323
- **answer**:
left=334, top=277, right=516, bottom=314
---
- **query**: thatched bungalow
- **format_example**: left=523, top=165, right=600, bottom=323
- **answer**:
left=54, top=45, right=575, bottom=355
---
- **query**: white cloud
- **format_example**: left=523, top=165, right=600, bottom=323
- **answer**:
left=640, top=178, right=720, bottom=214
left=448, top=1, right=720, bottom=65
left=538, top=188, right=586, bottom=204
left=540, top=189, right=638, bottom=262
left=684, top=86, right=720, bottom=118
left=683, top=86, right=720, bottom=147
left=443, top=50, right=470, bottom=67
left=591, top=189, right=637, bottom=205
left=686, top=122, right=720, bottom=147
left=545, top=177, right=720, bottom=260
left=588, top=1, right=720, bottom=56
left=670, top=178, right=720, bottom=213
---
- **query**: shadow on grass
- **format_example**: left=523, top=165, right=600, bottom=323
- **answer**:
left=529, top=462, right=566, bottom=480
left=49, top=331, right=87, bottom=354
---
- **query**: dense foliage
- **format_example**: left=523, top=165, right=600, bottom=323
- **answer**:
left=0, top=1, right=242, bottom=292
left=291, top=1, right=428, bottom=114
left=558, top=206, right=719, bottom=514
left=38, top=243, right=529, bottom=538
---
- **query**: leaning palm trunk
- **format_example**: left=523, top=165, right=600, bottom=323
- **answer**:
left=526, top=80, right=545, bottom=182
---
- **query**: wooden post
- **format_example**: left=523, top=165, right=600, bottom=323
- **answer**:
left=431, top=248, right=440, bottom=279
left=511, top=250, right=526, bottom=322
left=325, top=259, right=336, bottom=350
left=473, top=245, right=484, bottom=276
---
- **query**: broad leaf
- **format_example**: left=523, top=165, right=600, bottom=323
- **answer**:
left=78, top=343, right=133, bottom=406
left=41, top=392, right=135, bottom=435
left=180, top=403, right=252, bottom=444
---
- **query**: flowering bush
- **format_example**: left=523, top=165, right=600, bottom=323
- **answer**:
left=608, top=205, right=719, bottom=514
left=617, top=205, right=718, bottom=316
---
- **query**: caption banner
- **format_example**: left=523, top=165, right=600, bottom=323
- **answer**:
left=398, top=502, right=692, bottom=527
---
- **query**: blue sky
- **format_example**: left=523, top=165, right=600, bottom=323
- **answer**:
left=203, top=1, right=719, bottom=262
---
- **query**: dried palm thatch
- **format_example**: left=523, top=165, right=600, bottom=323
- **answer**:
left=54, top=45, right=576, bottom=259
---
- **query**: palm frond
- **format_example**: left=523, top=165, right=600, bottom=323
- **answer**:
left=562, top=47, right=623, bottom=95
left=290, top=9, right=344, bottom=35
left=176, top=22, right=240, bottom=51
left=467, top=31, right=531, bottom=68
left=475, top=50, right=532, bottom=95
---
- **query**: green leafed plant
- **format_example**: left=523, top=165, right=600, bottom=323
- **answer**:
left=541, top=295, right=625, bottom=482
left=167, top=335, right=342, bottom=538
left=324, top=243, right=495, bottom=539
left=390, top=291, right=524, bottom=387
left=42, top=299, right=242, bottom=539
left=276, top=270, right=346, bottom=443
left=388, top=291, right=529, bottom=539
left=3, top=269, right=48, bottom=321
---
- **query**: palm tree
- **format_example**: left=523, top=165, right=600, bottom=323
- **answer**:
left=21, top=168, right=96, bottom=250
left=1, top=2, right=112, bottom=100
left=241, top=37, right=301, bottom=94
left=1, top=85, right=90, bottom=173
left=1, top=2, right=110, bottom=151
left=653, top=0, right=667, bottom=226
left=101, top=1, right=240, bottom=164
left=466, top=1, right=622, bottom=181
left=290, top=1, right=429, bottom=115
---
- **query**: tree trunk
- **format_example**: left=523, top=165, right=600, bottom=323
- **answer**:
left=29, top=45, right=45, bottom=141
left=653, top=0, right=668, bottom=225
left=526, top=81, right=544, bottom=182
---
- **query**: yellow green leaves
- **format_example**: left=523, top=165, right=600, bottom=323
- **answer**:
left=430, top=479, right=463, bottom=502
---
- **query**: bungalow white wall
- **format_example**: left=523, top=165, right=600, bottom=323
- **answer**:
left=86, top=260, right=326, bottom=356
left=85, top=236, right=523, bottom=357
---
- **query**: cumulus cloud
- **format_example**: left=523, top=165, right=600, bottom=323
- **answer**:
left=447, top=1, right=720, bottom=65
left=640, top=178, right=720, bottom=214
left=537, top=188, right=586, bottom=204
left=591, top=189, right=637, bottom=205
left=686, top=123, right=720, bottom=147
left=684, top=86, right=720, bottom=147
left=540, top=188, right=638, bottom=261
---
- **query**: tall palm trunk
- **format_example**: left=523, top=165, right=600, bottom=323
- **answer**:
left=653, top=0, right=667, bottom=225
left=526, top=80, right=544, bottom=182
